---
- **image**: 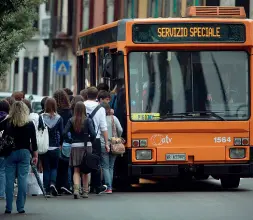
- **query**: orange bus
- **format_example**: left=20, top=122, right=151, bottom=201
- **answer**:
left=77, top=6, right=253, bottom=189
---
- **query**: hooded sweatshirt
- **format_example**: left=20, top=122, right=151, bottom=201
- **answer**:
left=0, top=111, right=7, bottom=124
left=84, top=100, right=107, bottom=139
left=42, top=113, right=63, bottom=149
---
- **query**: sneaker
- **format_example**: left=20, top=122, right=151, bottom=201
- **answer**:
left=4, top=210, right=11, bottom=214
left=50, top=185, right=58, bottom=196
left=79, top=188, right=83, bottom=195
left=82, top=192, right=89, bottom=198
left=18, top=210, right=25, bottom=214
left=46, top=193, right=51, bottom=198
left=95, top=185, right=107, bottom=195
left=105, top=189, right=112, bottom=194
left=61, top=187, right=72, bottom=195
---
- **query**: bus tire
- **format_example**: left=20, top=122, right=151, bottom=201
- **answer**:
left=220, top=177, right=240, bottom=189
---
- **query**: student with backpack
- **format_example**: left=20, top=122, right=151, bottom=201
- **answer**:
left=53, top=89, right=72, bottom=195
left=63, top=101, right=96, bottom=199
left=84, top=87, right=109, bottom=194
left=41, top=98, right=63, bottom=197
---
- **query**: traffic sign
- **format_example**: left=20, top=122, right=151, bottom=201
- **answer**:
left=55, top=60, right=70, bottom=75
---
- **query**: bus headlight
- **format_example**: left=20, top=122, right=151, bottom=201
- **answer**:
left=136, top=150, right=152, bottom=160
left=229, top=148, right=246, bottom=159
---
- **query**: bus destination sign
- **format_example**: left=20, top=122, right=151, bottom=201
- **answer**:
left=132, top=23, right=245, bottom=43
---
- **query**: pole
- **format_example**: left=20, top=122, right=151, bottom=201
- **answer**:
left=48, top=0, right=54, bottom=96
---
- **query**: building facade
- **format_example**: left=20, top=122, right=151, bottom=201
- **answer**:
left=2, top=4, right=49, bottom=95
left=1, top=0, right=252, bottom=95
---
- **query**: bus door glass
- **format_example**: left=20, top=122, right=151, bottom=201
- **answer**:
left=97, top=48, right=103, bottom=84
left=77, top=55, right=84, bottom=93
left=90, top=52, right=96, bottom=86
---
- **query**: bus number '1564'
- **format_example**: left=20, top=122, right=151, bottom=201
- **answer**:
left=214, top=137, right=232, bottom=143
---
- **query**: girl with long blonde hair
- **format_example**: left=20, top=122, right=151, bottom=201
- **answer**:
left=0, top=101, right=38, bottom=214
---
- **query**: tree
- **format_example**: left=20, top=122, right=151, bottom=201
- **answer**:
left=0, top=0, right=43, bottom=77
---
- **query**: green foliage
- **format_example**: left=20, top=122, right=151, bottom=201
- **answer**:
left=0, top=0, right=44, bottom=77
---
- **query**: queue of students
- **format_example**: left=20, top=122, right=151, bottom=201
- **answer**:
left=0, top=82, right=124, bottom=213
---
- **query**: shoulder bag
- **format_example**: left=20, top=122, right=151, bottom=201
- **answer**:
left=37, top=114, right=49, bottom=155
left=110, top=116, right=125, bottom=155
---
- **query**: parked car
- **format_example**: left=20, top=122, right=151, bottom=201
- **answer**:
left=0, top=92, right=44, bottom=113
left=0, top=92, right=12, bottom=100
left=25, top=94, right=44, bottom=114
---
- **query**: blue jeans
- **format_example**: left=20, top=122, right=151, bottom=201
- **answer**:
left=41, top=148, right=60, bottom=193
left=0, top=157, right=5, bottom=198
left=5, top=149, right=30, bottom=212
left=101, top=146, right=117, bottom=190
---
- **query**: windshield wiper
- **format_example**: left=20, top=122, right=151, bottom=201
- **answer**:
left=191, top=111, right=226, bottom=121
left=154, top=111, right=225, bottom=121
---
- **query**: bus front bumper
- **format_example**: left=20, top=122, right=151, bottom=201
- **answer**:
left=129, top=163, right=253, bottom=178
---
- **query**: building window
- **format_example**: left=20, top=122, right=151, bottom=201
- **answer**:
left=206, top=0, right=220, bottom=6
left=32, top=58, right=39, bottom=94
left=107, top=0, right=115, bottom=23
left=127, top=0, right=132, bottom=18
left=114, top=0, right=121, bottom=20
left=89, top=0, right=94, bottom=29
left=33, top=6, right=39, bottom=30
left=82, top=0, right=89, bottom=30
left=14, top=59, right=19, bottom=74
left=45, top=0, right=50, bottom=12
left=148, top=0, right=162, bottom=18
left=127, top=0, right=138, bottom=18
left=236, top=0, right=249, bottom=18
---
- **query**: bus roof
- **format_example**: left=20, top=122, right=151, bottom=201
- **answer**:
left=77, top=6, right=250, bottom=52
left=78, top=6, right=247, bottom=38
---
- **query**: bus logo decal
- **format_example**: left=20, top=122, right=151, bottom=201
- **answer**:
left=151, top=134, right=172, bottom=146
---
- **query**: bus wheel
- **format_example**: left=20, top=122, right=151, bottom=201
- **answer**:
left=194, top=174, right=210, bottom=180
left=220, top=177, right=240, bottom=189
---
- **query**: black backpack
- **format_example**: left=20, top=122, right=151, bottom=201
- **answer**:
left=87, top=105, right=102, bottom=136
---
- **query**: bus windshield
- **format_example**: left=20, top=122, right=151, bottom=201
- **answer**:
left=128, top=51, right=249, bottom=121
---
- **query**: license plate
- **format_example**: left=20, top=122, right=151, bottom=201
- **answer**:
left=166, top=153, right=186, bottom=161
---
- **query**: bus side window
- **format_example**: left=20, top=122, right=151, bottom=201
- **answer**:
left=83, top=53, right=90, bottom=89
left=90, top=52, right=96, bottom=86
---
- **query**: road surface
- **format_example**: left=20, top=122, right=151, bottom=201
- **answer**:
left=0, top=178, right=253, bottom=220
